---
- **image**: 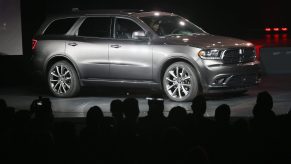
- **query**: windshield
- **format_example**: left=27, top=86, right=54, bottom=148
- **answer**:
left=140, top=15, right=206, bottom=37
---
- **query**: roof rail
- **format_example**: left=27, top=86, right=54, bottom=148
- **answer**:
left=121, top=9, right=145, bottom=13
left=71, top=8, right=146, bottom=13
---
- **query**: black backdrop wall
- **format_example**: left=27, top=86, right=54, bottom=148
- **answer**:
left=21, top=0, right=290, bottom=56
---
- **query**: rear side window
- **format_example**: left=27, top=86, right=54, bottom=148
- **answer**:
left=44, top=18, right=78, bottom=35
left=78, top=17, right=112, bottom=38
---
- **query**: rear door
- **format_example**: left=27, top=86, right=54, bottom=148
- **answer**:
left=66, top=17, right=112, bottom=79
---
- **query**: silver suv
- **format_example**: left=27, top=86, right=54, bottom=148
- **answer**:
left=32, top=10, right=260, bottom=101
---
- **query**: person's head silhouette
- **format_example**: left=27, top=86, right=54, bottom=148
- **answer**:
left=168, top=106, right=187, bottom=126
left=86, top=106, right=104, bottom=127
left=191, top=95, right=207, bottom=117
left=253, top=91, right=275, bottom=120
left=123, top=98, right=139, bottom=120
left=0, top=99, right=7, bottom=110
left=256, top=91, right=273, bottom=111
left=148, top=98, right=164, bottom=118
left=110, top=99, right=124, bottom=119
left=183, top=146, right=210, bottom=164
left=215, top=104, right=231, bottom=124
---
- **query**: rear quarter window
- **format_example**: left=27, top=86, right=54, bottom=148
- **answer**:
left=44, top=18, right=78, bottom=35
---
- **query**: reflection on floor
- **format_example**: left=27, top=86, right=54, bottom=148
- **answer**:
left=0, top=75, right=291, bottom=118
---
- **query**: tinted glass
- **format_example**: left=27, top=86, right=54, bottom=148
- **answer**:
left=78, top=17, right=111, bottom=37
left=140, top=15, right=205, bottom=36
left=44, top=18, right=78, bottom=35
left=115, top=18, right=143, bottom=39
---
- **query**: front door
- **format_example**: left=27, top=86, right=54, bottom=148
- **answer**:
left=109, top=17, right=153, bottom=81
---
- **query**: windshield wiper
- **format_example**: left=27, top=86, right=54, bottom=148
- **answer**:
left=191, top=32, right=207, bottom=35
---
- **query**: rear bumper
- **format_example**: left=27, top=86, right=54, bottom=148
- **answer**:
left=30, top=54, right=45, bottom=80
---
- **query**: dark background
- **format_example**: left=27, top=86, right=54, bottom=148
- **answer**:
left=21, top=0, right=290, bottom=56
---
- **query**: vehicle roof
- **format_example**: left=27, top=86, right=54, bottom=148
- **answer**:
left=48, top=9, right=176, bottom=19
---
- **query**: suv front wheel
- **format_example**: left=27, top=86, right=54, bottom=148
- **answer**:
left=47, top=61, right=80, bottom=97
left=163, top=62, right=199, bottom=101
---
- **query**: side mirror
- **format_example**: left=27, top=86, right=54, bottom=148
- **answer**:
left=132, top=31, right=148, bottom=40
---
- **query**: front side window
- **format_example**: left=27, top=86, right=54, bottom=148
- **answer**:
left=78, top=17, right=111, bottom=38
left=140, top=15, right=205, bottom=36
left=115, top=18, right=144, bottom=39
left=44, top=18, right=78, bottom=35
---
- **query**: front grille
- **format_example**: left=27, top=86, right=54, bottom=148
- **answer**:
left=222, top=48, right=256, bottom=64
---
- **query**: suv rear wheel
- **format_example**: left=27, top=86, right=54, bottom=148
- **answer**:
left=47, top=61, right=80, bottom=97
left=163, top=62, right=199, bottom=101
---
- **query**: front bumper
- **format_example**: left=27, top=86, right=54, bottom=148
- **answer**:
left=197, top=59, right=261, bottom=93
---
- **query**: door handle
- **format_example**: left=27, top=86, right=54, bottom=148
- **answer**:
left=68, top=42, right=78, bottom=46
left=110, top=44, right=121, bottom=48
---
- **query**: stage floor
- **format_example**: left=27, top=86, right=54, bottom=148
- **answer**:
left=1, top=75, right=291, bottom=118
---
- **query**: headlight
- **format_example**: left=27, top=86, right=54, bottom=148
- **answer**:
left=198, top=49, right=222, bottom=59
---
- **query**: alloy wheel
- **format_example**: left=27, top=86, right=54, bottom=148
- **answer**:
left=164, top=65, right=192, bottom=99
left=49, top=65, right=72, bottom=94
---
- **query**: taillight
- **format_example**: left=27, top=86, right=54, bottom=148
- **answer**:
left=32, top=39, right=38, bottom=50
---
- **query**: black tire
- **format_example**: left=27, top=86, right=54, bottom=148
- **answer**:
left=162, top=62, right=199, bottom=102
left=47, top=60, right=80, bottom=97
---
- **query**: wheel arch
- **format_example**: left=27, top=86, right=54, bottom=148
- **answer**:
left=45, top=55, right=82, bottom=84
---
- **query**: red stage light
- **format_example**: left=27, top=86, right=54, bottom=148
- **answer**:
left=273, top=28, right=280, bottom=32
left=265, top=28, right=271, bottom=32
left=32, top=39, right=38, bottom=50
left=281, top=27, right=288, bottom=31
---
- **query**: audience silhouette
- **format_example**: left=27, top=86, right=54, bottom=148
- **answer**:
left=0, top=91, right=290, bottom=164
left=215, top=104, right=231, bottom=125
left=191, top=95, right=207, bottom=118
left=110, top=99, right=124, bottom=126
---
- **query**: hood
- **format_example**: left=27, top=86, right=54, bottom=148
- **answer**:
left=154, top=34, right=254, bottom=49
